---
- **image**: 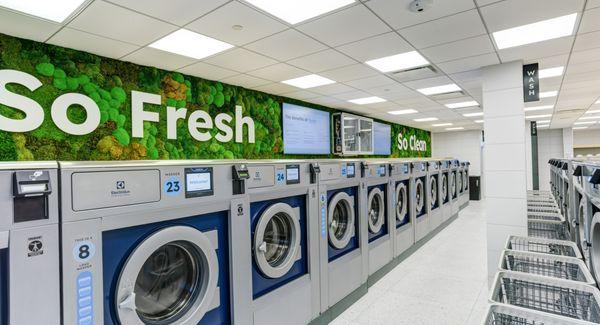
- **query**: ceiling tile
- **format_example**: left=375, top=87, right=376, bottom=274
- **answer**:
left=403, top=75, right=454, bottom=90
left=69, top=0, right=178, bottom=46
left=344, top=74, right=395, bottom=89
left=421, top=35, right=494, bottom=63
left=47, top=27, right=139, bottom=59
left=247, top=63, right=307, bottom=82
left=573, top=30, right=600, bottom=51
left=366, top=82, right=412, bottom=96
left=296, top=5, right=390, bottom=47
left=287, top=49, right=355, bottom=73
left=220, top=74, right=271, bottom=88
left=437, top=53, right=499, bottom=74
left=569, top=47, right=600, bottom=64
left=333, top=90, right=372, bottom=101
left=177, top=62, right=239, bottom=80
left=588, top=0, right=600, bottom=10
left=450, top=70, right=483, bottom=83
left=579, top=7, right=600, bottom=33
left=310, top=83, right=356, bottom=96
left=122, top=47, right=197, bottom=71
left=186, top=2, right=287, bottom=46
left=204, top=48, right=277, bottom=72
left=106, top=0, right=229, bottom=26
left=320, top=64, right=378, bottom=82
left=525, top=54, right=569, bottom=68
left=398, top=10, right=486, bottom=49
left=366, top=0, right=475, bottom=30
left=244, top=29, right=327, bottom=61
left=251, top=82, right=298, bottom=95
left=336, top=32, right=413, bottom=62
left=498, top=36, right=574, bottom=62
left=284, top=90, right=321, bottom=100
left=0, top=8, right=60, bottom=42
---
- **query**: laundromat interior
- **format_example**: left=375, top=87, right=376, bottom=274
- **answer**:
left=2, top=0, right=600, bottom=324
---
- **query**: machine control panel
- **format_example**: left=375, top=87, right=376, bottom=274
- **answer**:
left=345, top=163, right=356, bottom=178
left=12, top=170, right=52, bottom=222
left=185, top=167, right=214, bottom=198
left=286, top=164, right=301, bottom=185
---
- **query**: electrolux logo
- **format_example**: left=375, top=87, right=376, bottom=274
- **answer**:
left=397, top=133, right=427, bottom=152
left=111, top=180, right=130, bottom=196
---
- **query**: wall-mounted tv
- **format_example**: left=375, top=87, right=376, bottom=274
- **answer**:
left=282, top=103, right=330, bottom=154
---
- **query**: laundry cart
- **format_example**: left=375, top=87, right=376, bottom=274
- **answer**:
left=527, top=211, right=564, bottom=222
left=528, top=219, right=570, bottom=240
left=489, top=271, right=600, bottom=323
left=504, top=236, right=582, bottom=259
left=484, top=304, right=596, bottom=325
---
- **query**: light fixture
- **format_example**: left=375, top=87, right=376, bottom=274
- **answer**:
left=417, top=83, right=461, bottom=96
left=539, top=66, right=564, bottom=79
left=282, top=74, right=335, bottom=89
left=244, top=0, right=355, bottom=24
left=524, top=105, right=554, bottom=112
left=463, top=112, right=483, bottom=117
left=0, top=0, right=87, bottom=22
left=149, top=29, right=233, bottom=60
left=525, top=114, right=552, bottom=119
left=432, top=123, right=452, bottom=127
left=595, top=99, right=600, bottom=104
left=365, top=51, right=429, bottom=73
left=578, top=115, right=600, bottom=120
left=539, top=91, right=558, bottom=98
left=492, top=13, right=577, bottom=49
left=574, top=121, right=597, bottom=125
left=536, top=120, right=551, bottom=124
left=388, top=109, right=418, bottom=115
left=348, top=96, right=386, bottom=105
left=474, top=120, right=484, bottom=123
left=414, top=117, right=438, bottom=122
left=446, top=127, right=465, bottom=131
left=587, top=109, right=600, bottom=114
left=445, top=101, right=479, bottom=109
left=573, top=126, right=589, bottom=130
left=537, top=124, right=550, bottom=128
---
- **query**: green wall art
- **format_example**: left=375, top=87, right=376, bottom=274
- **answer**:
left=0, top=33, right=430, bottom=161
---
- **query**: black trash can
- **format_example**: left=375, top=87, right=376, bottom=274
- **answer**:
left=469, top=176, right=481, bottom=201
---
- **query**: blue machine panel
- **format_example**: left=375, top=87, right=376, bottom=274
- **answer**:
left=396, top=180, right=410, bottom=228
left=250, top=195, right=308, bottom=299
left=416, top=176, right=428, bottom=218
left=102, top=211, right=230, bottom=325
left=368, top=184, right=388, bottom=243
left=0, top=248, right=6, bottom=325
left=327, top=186, right=360, bottom=262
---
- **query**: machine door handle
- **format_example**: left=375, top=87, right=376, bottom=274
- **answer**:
left=119, top=292, right=136, bottom=311
left=258, top=241, right=267, bottom=253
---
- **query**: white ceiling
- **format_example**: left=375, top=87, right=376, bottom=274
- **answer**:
left=0, top=0, right=599, bottom=132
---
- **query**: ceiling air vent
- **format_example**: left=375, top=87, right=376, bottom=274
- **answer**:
left=390, top=65, right=439, bottom=82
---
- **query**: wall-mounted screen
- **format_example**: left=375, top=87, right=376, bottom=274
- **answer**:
left=373, top=122, right=391, bottom=155
left=283, top=103, right=330, bottom=154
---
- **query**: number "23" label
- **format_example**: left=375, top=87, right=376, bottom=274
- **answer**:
left=164, top=176, right=182, bottom=196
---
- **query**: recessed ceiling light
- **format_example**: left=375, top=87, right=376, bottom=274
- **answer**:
left=445, top=101, right=479, bottom=109
left=348, top=96, right=386, bottom=105
left=524, top=105, right=554, bottom=112
left=388, top=109, right=418, bottom=115
left=595, top=99, right=600, bottom=104
left=244, top=0, right=355, bottom=24
left=432, top=123, right=452, bottom=127
left=537, top=124, right=550, bottom=128
left=574, top=121, right=597, bottom=125
left=149, top=29, right=233, bottom=60
left=573, top=126, right=589, bottom=130
left=492, top=13, right=577, bottom=49
left=0, top=0, right=87, bottom=22
left=539, top=66, right=564, bottom=79
left=463, top=112, right=483, bottom=117
left=539, top=91, right=558, bottom=98
left=474, top=120, right=484, bottom=123
left=417, top=83, right=461, bottom=96
left=414, top=117, right=438, bottom=122
left=586, top=109, right=600, bottom=114
left=579, top=115, right=600, bottom=120
left=446, top=127, right=465, bottom=131
left=282, top=74, right=335, bottom=89
left=536, top=120, right=551, bottom=124
left=525, top=114, right=552, bottom=119
left=365, top=51, right=429, bottom=73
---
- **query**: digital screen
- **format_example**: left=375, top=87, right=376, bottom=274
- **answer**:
left=185, top=167, right=213, bottom=198
left=283, top=103, right=330, bottom=154
left=373, top=122, right=391, bottom=155
left=347, top=164, right=355, bottom=178
left=378, top=166, right=386, bottom=176
left=403, top=164, right=409, bottom=173
left=286, top=165, right=300, bottom=184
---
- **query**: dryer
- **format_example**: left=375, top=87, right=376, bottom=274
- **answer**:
left=412, top=160, right=429, bottom=242
left=0, top=162, right=60, bottom=325
left=59, top=161, right=249, bottom=325
left=427, top=160, right=442, bottom=231
left=389, top=160, right=413, bottom=258
left=450, top=159, right=460, bottom=217
left=316, top=160, right=367, bottom=312
left=362, top=160, right=393, bottom=277
left=241, top=160, right=320, bottom=325
left=459, top=162, right=470, bottom=209
left=440, top=160, right=452, bottom=223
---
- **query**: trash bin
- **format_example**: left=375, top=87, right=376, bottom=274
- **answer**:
left=469, top=176, right=480, bottom=200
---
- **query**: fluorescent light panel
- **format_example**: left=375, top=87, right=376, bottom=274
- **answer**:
left=149, top=29, right=233, bottom=60
left=282, top=74, right=335, bottom=89
left=573, top=126, right=589, bottom=130
left=574, top=121, right=597, bottom=125
left=244, top=0, right=355, bottom=24
left=586, top=109, right=600, bottom=114
left=432, top=123, right=452, bottom=127
left=446, top=127, right=465, bottom=131
left=445, top=101, right=479, bottom=109
left=539, top=66, right=564, bottom=79
left=536, top=120, right=551, bottom=124
left=365, top=51, right=429, bottom=73
left=463, top=112, right=483, bottom=117
left=525, top=114, right=552, bottom=119
left=539, top=90, right=558, bottom=98
left=579, top=115, right=600, bottom=120
left=524, top=105, right=554, bottom=112
left=0, top=0, right=87, bottom=22
left=414, top=117, right=438, bottom=122
left=388, top=109, right=418, bottom=115
left=492, top=13, right=577, bottom=49
left=348, top=96, right=386, bottom=105
left=474, top=120, right=484, bottom=123
left=417, top=83, right=461, bottom=96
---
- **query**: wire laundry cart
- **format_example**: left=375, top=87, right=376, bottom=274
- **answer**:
left=490, top=271, right=600, bottom=323
left=484, top=304, right=596, bottom=325
left=498, top=250, right=595, bottom=285
left=527, top=211, right=564, bottom=222
left=504, top=236, right=582, bottom=259
left=528, top=206, right=562, bottom=214
left=528, top=219, right=570, bottom=240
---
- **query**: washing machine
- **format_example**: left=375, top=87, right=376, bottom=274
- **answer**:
left=412, top=160, right=429, bottom=242
left=450, top=159, right=460, bottom=218
left=427, top=160, right=442, bottom=231
left=362, top=160, right=393, bottom=276
left=585, top=162, right=600, bottom=282
left=572, top=161, right=590, bottom=255
left=316, top=160, right=367, bottom=312
left=559, top=161, right=571, bottom=223
left=440, top=160, right=452, bottom=223
left=459, top=162, right=470, bottom=209
left=389, top=160, right=413, bottom=258
left=457, top=162, right=465, bottom=211
left=0, top=162, right=60, bottom=325
left=241, top=160, right=320, bottom=325
left=59, top=161, right=250, bottom=325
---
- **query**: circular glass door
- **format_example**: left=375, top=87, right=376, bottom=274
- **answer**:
left=589, top=212, right=600, bottom=281
left=395, top=183, right=408, bottom=222
left=430, top=176, right=437, bottom=209
left=415, top=179, right=424, bottom=214
left=115, top=226, right=218, bottom=325
left=457, top=172, right=463, bottom=193
left=368, top=188, right=385, bottom=234
left=577, top=199, right=587, bottom=250
left=462, top=172, right=468, bottom=191
left=441, top=174, right=448, bottom=202
left=450, top=173, right=456, bottom=198
left=254, top=203, right=301, bottom=279
left=328, top=192, right=355, bottom=249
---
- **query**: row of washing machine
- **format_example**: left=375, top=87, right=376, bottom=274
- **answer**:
left=0, top=158, right=470, bottom=325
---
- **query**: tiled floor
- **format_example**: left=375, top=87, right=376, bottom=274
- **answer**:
left=331, top=200, right=489, bottom=325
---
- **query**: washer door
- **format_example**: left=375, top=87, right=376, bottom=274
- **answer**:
left=457, top=172, right=463, bottom=193
left=577, top=198, right=587, bottom=250
left=254, top=203, right=301, bottom=279
left=395, top=183, right=408, bottom=222
left=328, top=192, right=355, bottom=249
left=415, top=179, right=424, bottom=214
left=462, top=172, right=468, bottom=191
left=367, top=188, right=385, bottom=234
left=589, top=212, right=600, bottom=281
left=450, top=173, right=456, bottom=198
left=115, top=226, right=218, bottom=325
left=430, top=176, right=437, bottom=209
left=441, top=174, right=448, bottom=202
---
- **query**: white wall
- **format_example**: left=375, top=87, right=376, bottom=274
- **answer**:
left=432, top=130, right=483, bottom=176
left=536, top=129, right=564, bottom=191
left=574, top=129, right=600, bottom=149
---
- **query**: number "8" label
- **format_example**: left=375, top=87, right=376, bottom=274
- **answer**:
left=73, top=241, right=96, bottom=263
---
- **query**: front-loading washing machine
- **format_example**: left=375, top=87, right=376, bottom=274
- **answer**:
left=0, top=162, right=60, bottom=325
left=427, top=160, right=442, bottom=231
left=457, top=162, right=465, bottom=210
left=440, top=160, right=452, bottom=223
left=450, top=159, right=460, bottom=217
left=240, top=160, right=320, bottom=325
left=389, top=160, right=413, bottom=258
left=59, top=161, right=249, bottom=325
left=316, top=160, right=367, bottom=312
left=362, top=160, right=393, bottom=277
left=459, top=162, right=470, bottom=209
left=571, top=161, right=587, bottom=249
left=412, top=160, right=429, bottom=242
left=585, top=162, right=600, bottom=282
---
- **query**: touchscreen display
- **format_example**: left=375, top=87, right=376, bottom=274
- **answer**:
left=347, top=164, right=355, bottom=178
left=378, top=166, right=386, bottom=176
left=286, top=165, right=300, bottom=184
left=185, top=167, right=213, bottom=198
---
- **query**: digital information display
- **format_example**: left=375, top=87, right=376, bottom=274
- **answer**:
left=184, top=167, right=213, bottom=198
left=373, top=122, right=391, bottom=155
left=378, top=165, right=386, bottom=176
left=283, top=103, right=330, bottom=154
left=347, top=163, right=355, bottom=178
left=286, top=164, right=300, bottom=184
